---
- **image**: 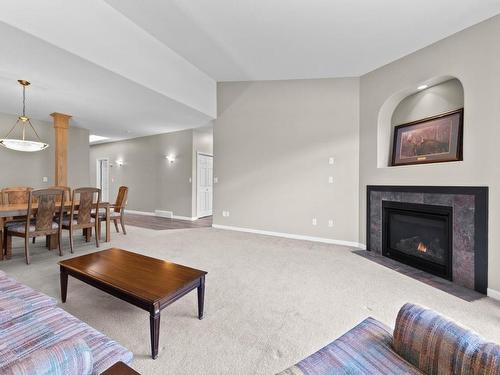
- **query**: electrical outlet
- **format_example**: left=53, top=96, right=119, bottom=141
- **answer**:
left=329, top=157, right=335, bottom=165
left=328, top=176, right=334, bottom=184
left=42, top=177, right=48, bottom=183
left=312, top=218, right=317, bottom=226
left=189, top=177, right=192, bottom=183
left=222, top=210, right=230, bottom=217
left=328, top=219, right=334, bottom=227
left=214, top=177, right=218, bottom=184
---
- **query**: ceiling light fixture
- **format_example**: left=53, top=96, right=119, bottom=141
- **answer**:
left=0, top=80, right=49, bottom=152
left=417, top=84, right=428, bottom=90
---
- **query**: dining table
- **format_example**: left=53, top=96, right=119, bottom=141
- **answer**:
left=0, top=201, right=111, bottom=260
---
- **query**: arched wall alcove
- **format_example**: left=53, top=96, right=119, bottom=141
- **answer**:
left=377, top=76, right=464, bottom=168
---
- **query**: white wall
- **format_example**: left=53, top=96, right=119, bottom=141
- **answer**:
left=213, top=78, right=360, bottom=244
left=359, top=14, right=500, bottom=291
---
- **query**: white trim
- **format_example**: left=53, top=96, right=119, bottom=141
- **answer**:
left=173, top=215, right=199, bottom=221
left=196, top=152, right=214, bottom=218
left=212, top=224, right=365, bottom=248
left=487, top=288, right=500, bottom=301
left=126, top=209, right=155, bottom=216
left=155, top=210, right=173, bottom=218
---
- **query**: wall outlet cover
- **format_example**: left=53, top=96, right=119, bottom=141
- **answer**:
left=214, top=177, right=219, bottom=183
left=328, top=176, right=334, bottom=184
left=328, top=220, right=334, bottom=227
left=329, top=157, right=335, bottom=165
left=42, top=177, right=48, bottom=182
left=312, top=218, right=317, bottom=226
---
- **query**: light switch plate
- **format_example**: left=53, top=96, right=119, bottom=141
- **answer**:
left=328, top=220, right=334, bottom=227
left=214, top=177, right=219, bottom=183
left=312, top=218, right=317, bottom=226
left=328, top=176, right=334, bottom=184
left=42, top=177, right=48, bottom=183
left=329, top=157, right=335, bottom=165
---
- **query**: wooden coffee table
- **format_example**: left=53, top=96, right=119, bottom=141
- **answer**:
left=59, top=248, right=207, bottom=359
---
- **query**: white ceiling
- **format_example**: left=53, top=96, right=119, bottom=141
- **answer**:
left=0, top=0, right=499, bottom=140
left=106, top=0, right=500, bottom=81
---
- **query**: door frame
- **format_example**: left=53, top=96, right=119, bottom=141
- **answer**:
left=196, top=152, right=213, bottom=218
left=96, top=157, right=110, bottom=202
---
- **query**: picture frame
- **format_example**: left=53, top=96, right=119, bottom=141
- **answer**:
left=391, top=108, right=464, bottom=166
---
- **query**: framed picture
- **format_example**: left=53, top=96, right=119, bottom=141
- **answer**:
left=391, top=108, right=464, bottom=166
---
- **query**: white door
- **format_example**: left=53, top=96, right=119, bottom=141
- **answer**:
left=197, top=153, right=213, bottom=218
left=96, top=158, right=109, bottom=202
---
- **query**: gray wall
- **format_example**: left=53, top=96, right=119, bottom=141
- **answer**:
left=90, top=127, right=213, bottom=218
left=392, top=79, right=464, bottom=126
left=213, top=78, right=360, bottom=243
left=0, top=111, right=89, bottom=188
left=359, top=14, right=500, bottom=291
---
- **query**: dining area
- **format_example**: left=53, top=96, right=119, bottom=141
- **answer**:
left=0, top=185, right=128, bottom=264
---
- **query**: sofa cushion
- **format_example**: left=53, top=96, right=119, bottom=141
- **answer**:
left=0, top=306, right=133, bottom=374
left=277, top=317, right=423, bottom=375
left=2, top=337, right=93, bottom=375
left=393, top=303, right=500, bottom=375
left=0, top=274, right=57, bottom=325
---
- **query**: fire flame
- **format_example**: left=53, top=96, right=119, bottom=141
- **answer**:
left=417, top=242, right=427, bottom=253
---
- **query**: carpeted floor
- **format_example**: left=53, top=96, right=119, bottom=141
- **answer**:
left=1, top=226, right=500, bottom=375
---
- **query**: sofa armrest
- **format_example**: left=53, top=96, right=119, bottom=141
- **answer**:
left=3, top=337, right=93, bottom=375
left=393, top=303, right=500, bottom=375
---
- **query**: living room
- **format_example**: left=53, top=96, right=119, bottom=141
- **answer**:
left=0, top=1, right=500, bottom=374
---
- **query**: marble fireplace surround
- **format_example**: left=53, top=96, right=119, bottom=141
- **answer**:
left=366, top=186, right=488, bottom=294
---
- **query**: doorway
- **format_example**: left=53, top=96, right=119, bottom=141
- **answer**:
left=196, top=153, right=213, bottom=218
left=96, top=158, right=109, bottom=202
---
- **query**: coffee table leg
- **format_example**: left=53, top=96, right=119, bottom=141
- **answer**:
left=150, top=309, right=160, bottom=359
left=60, top=268, right=68, bottom=303
left=197, top=275, right=205, bottom=320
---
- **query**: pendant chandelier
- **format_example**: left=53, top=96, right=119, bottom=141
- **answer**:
left=0, top=80, right=49, bottom=152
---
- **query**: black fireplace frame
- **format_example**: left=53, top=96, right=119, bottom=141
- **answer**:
left=382, top=201, right=453, bottom=280
left=366, top=185, right=488, bottom=294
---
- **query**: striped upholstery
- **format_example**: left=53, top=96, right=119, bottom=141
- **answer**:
left=0, top=272, right=133, bottom=375
left=0, top=272, right=57, bottom=324
left=393, top=303, right=500, bottom=375
left=2, top=337, right=93, bottom=375
left=277, top=317, right=423, bottom=375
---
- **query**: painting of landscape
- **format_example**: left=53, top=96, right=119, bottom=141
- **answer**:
left=392, top=109, right=463, bottom=166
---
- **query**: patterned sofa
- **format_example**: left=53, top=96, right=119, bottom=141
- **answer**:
left=278, top=303, right=500, bottom=375
left=0, top=270, right=133, bottom=374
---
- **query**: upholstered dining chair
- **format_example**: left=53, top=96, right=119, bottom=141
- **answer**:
left=5, top=189, right=64, bottom=264
left=93, top=186, right=128, bottom=239
left=2, top=186, right=33, bottom=249
left=62, top=187, right=101, bottom=253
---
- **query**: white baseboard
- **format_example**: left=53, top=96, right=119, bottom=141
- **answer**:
left=212, top=224, right=365, bottom=248
left=173, top=215, right=199, bottom=221
left=126, top=210, right=198, bottom=221
left=155, top=210, right=173, bottom=218
left=126, top=209, right=155, bottom=216
left=487, top=288, right=500, bottom=301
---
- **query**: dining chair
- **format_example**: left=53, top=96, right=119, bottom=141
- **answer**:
left=2, top=186, right=33, bottom=249
left=1, top=186, right=33, bottom=205
left=49, top=186, right=71, bottom=202
left=94, top=186, right=128, bottom=238
left=62, top=187, right=101, bottom=253
left=5, top=189, right=64, bottom=264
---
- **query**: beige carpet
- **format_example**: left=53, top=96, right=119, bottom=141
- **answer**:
left=1, top=226, right=500, bottom=375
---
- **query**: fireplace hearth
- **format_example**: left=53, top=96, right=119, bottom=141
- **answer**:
left=382, top=201, right=452, bottom=280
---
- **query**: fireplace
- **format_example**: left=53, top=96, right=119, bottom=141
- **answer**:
left=382, top=201, right=453, bottom=280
